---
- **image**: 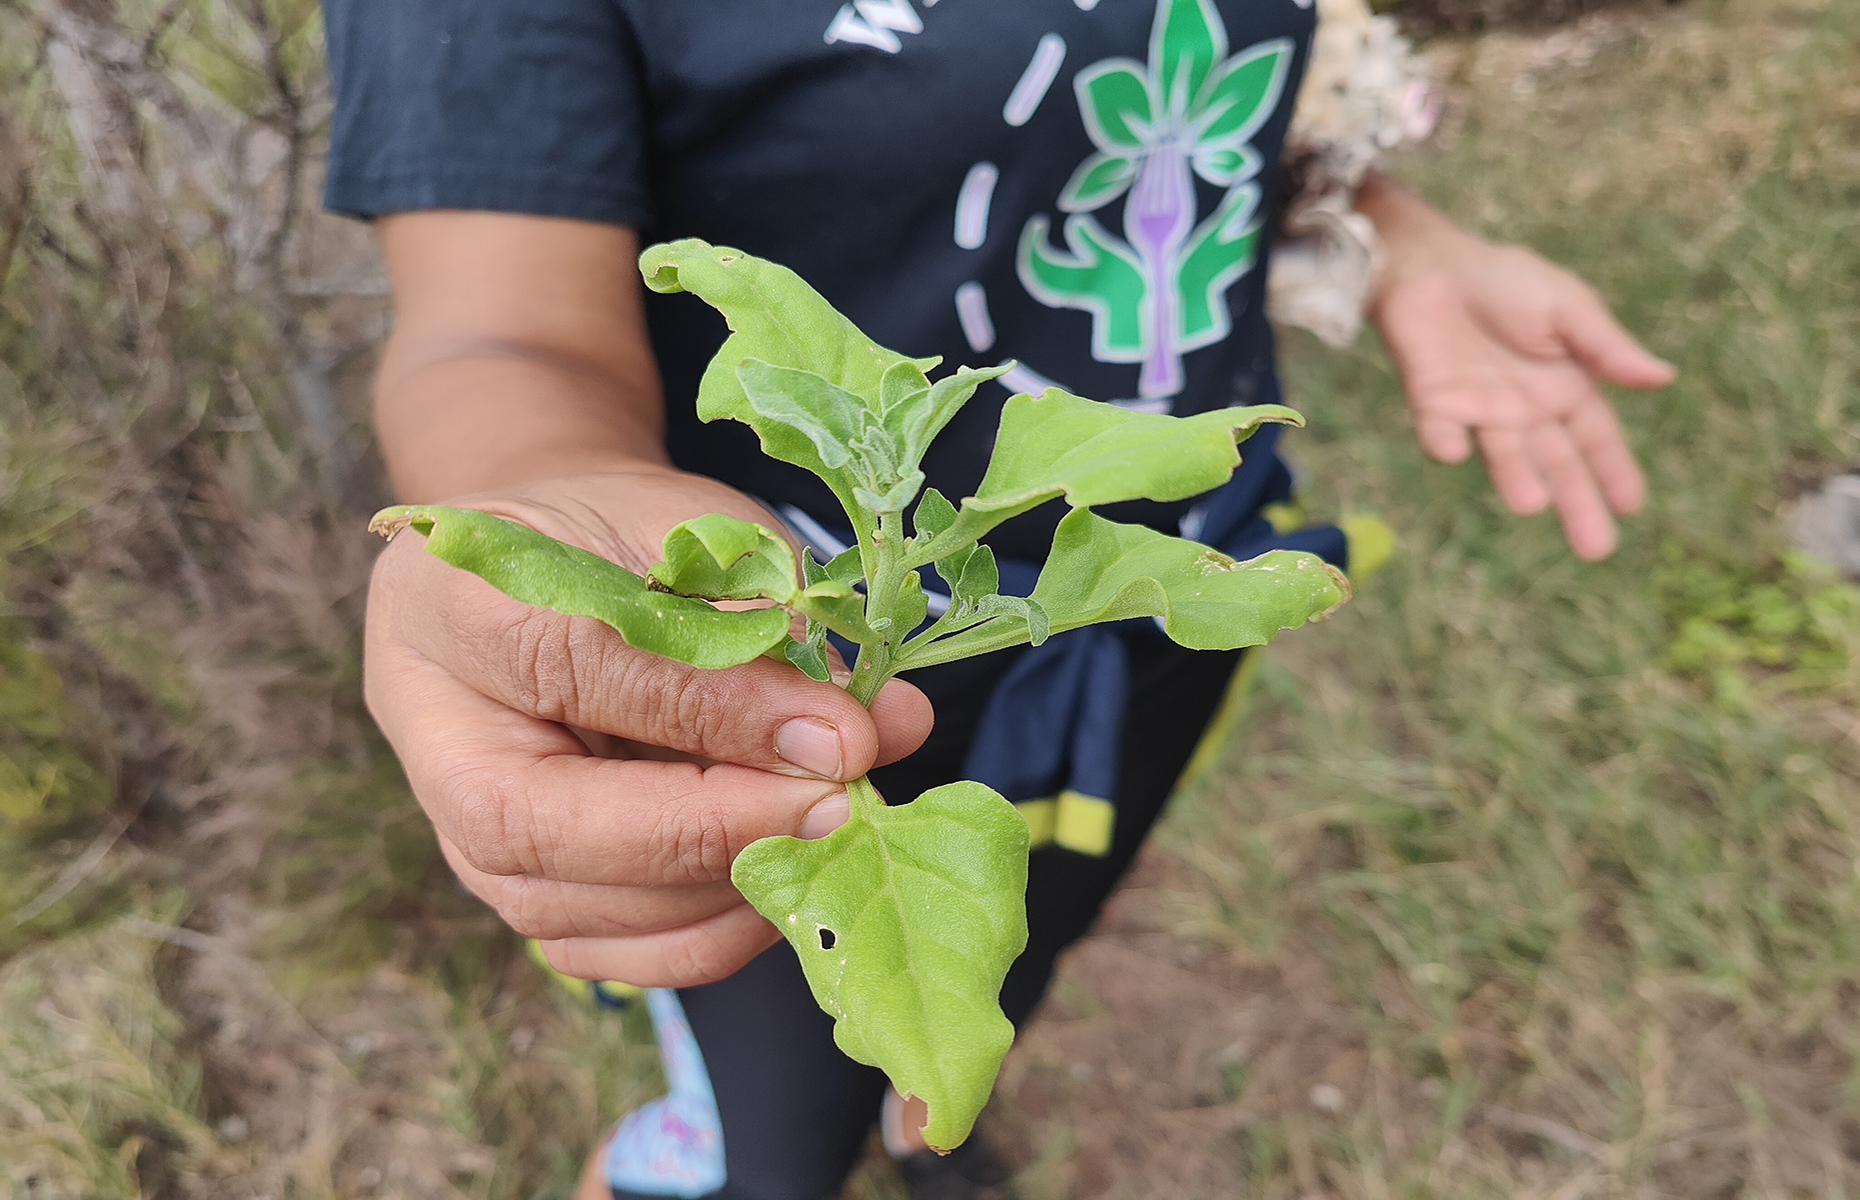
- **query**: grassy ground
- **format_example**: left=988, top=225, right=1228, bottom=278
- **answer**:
left=2, top=0, right=1857, bottom=1197
left=987, top=5, right=1860, bottom=1197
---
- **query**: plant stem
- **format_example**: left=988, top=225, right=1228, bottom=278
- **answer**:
left=846, top=774, right=884, bottom=821
left=846, top=508, right=909, bottom=707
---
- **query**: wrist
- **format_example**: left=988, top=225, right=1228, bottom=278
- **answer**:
left=1354, top=171, right=1485, bottom=319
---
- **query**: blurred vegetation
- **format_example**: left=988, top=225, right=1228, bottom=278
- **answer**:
left=0, top=1, right=661, bottom=1195
left=1087, top=2, right=1860, bottom=1195
left=2, top=0, right=1857, bottom=1197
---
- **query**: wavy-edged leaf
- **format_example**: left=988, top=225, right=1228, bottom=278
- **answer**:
left=731, top=780, right=1031, bottom=1151
left=639, top=239, right=937, bottom=537
left=975, top=593, right=1050, bottom=647
left=1059, top=152, right=1140, bottom=213
left=1032, top=508, right=1349, bottom=647
left=911, top=488, right=979, bottom=589
left=913, top=390, right=1302, bottom=562
left=370, top=506, right=790, bottom=669
left=893, top=571, right=930, bottom=638
left=1074, top=60, right=1153, bottom=150
left=650, top=513, right=799, bottom=603
left=853, top=470, right=925, bottom=516
left=822, top=546, right=866, bottom=585
left=912, top=488, right=958, bottom=542
left=954, top=545, right=999, bottom=605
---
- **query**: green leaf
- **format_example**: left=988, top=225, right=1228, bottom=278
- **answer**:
left=1059, top=152, right=1139, bottom=213
left=804, top=545, right=866, bottom=589
left=975, top=594, right=1050, bottom=647
left=1190, top=37, right=1292, bottom=145
left=912, top=488, right=958, bottom=542
left=731, top=779, right=1031, bottom=1151
left=1151, top=0, right=1225, bottom=117
left=914, top=390, right=1303, bottom=561
left=954, top=545, right=999, bottom=605
left=1074, top=60, right=1154, bottom=150
left=822, top=546, right=866, bottom=585
left=796, top=579, right=875, bottom=643
left=879, top=359, right=932, bottom=417
left=639, top=239, right=938, bottom=539
left=370, top=506, right=791, bottom=670
left=904, top=510, right=1346, bottom=669
left=1032, top=508, right=1348, bottom=648
left=735, top=359, right=862, bottom=471
left=649, top=513, right=799, bottom=603
left=853, top=471, right=926, bottom=515
left=785, top=622, right=833, bottom=682
left=894, top=571, right=930, bottom=638
left=885, top=363, right=1015, bottom=468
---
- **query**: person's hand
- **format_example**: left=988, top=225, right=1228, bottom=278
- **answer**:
left=1360, top=176, right=1676, bottom=560
left=364, top=466, right=934, bottom=987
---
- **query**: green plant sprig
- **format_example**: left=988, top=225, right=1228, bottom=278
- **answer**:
left=369, top=238, right=1349, bottom=1150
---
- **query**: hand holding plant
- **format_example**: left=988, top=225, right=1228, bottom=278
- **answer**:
left=362, top=466, right=934, bottom=985
left=373, top=240, right=1348, bottom=1149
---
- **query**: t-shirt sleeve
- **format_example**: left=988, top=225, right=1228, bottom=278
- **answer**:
left=320, top=0, right=650, bottom=226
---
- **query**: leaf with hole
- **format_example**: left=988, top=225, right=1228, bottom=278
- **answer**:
left=731, top=779, right=1030, bottom=1152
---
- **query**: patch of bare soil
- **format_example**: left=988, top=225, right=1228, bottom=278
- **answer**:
left=986, top=849, right=1366, bottom=1200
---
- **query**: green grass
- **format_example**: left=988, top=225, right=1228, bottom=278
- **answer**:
left=3, top=0, right=1858, bottom=1196
left=1106, top=3, right=1860, bottom=1194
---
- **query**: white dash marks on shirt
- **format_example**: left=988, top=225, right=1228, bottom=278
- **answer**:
left=1002, top=34, right=1066, bottom=127
left=998, top=359, right=1068, bottom=397
left=823, top=0, right=923, bottom=53
left=954, top=282, right=996, bottom=353
left=954, top=161, right=998, bottom=250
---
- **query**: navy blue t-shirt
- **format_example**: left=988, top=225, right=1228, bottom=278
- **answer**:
left=323, top=0, right=1315, bottom=561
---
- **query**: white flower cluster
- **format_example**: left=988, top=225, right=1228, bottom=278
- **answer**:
left=1267, top=0, right=1439, bottom=347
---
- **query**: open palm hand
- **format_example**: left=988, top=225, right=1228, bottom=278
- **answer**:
left=1372, top=229, right=1675, bottom=560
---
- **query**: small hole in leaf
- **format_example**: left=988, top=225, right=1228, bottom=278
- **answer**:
left=817, top=927, right=837, bottom=950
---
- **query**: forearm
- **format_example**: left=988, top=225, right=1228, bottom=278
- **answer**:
left=372, top=211, right=670, bottom=502
left=375, top=348, right=669, bottom=501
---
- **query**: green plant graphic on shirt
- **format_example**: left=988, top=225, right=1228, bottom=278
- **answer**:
left=1018, top=0, right=1292, bottom=400
left=372, top=241, right=1347, bottom=1150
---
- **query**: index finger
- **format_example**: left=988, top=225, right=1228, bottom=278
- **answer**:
left=381, top=656, right=851, bottom=887
left=373, top=533, right=932, bottom=780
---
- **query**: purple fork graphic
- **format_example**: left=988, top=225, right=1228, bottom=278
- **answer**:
left=1124, top=139, right=1196, bottom=398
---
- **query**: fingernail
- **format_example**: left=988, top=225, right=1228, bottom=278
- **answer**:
left=776, top=717, right=845, bottom=779
left=800, top=792, right=850, bottom=839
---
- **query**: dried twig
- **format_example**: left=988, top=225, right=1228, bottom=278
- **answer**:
left=6, top=792, right=148, bottom=927
left=1476, top=1103, right=1608, bottom=1160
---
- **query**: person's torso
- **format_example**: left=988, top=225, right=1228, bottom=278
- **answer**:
left=623, top=0, right=1315, bottom=558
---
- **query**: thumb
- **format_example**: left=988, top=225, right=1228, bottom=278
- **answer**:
left=1555, top=292, right=1675, bottom=389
